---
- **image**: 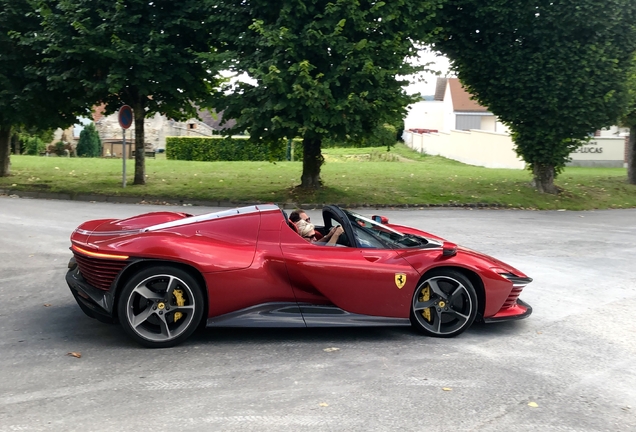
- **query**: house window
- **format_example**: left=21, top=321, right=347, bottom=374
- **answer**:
left=189, top=123, right=196, bottom=129
left=456, top=115, right=481, bottom=131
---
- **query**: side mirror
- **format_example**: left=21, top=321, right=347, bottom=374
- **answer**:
left=372, top=215, right=389, bottom=224
left=442, top=242, right=457, bottom=257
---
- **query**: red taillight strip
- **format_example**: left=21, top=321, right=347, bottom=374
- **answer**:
left=71, top=245, right=129, bottom=260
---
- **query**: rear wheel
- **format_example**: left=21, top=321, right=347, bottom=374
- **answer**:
left=410, top=269, right=477, bottom=338
left=117, top=266, right=204, bottom=348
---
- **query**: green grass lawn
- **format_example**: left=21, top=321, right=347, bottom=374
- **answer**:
left=1, top=144, right=634, bottom=210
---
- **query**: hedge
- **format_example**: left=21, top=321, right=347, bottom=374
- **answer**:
left=166, top=136, right=304, bottom=162
left=322, top=123, right=399, bottom=149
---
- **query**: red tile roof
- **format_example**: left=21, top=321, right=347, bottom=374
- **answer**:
left=435, top=78, right=489, bottom=112
left=448, top=78, right=489, bottom=112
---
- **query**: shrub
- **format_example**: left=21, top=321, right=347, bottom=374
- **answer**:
left=76, top=123, right=102, bottom=157
left=166, top=136, right=303, bottom=162
left=322, top=123, right=398, bottom=149
left=22, top=136, right=46, bottom=155
left=53, top=141, right=66, bottom=157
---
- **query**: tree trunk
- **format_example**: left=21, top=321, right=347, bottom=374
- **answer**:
left=132, top=100, right=146, bottom=185
left=301, top=136, right=324, bottom=188
left=532, top=163, right=559, bottom=194
left=0, top=125, right=11, bottom=177
left=628, top=127, right=636, bottom=185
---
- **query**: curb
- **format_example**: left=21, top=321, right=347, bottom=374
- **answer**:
left=0, top=188, right=509, bottom=210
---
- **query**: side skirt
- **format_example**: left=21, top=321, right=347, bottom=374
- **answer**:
left=206, top=302, right=411, bottom=328
left=300, top=305, right=410, bottom=327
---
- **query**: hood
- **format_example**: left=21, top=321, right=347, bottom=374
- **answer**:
left=71, top=204, right=281, bottom=249
left=71, top=211, right=192, bottom=248
left=458, top=246, right=527, bottom=277
left=77, top=212, right=191, bottom=236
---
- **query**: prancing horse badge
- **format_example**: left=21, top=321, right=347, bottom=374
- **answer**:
left=395, top=273, right=407, bottom=289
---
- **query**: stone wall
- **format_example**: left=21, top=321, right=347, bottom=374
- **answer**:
left=93, top=110, right=215, bottom=151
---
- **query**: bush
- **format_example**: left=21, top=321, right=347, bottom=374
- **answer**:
left=22, top=136, right=46, bottom=155
left=166, top=136, right=303, bottom=162
left=291, top=139, right=303, bottom=161
left=53, top=141, right=67, bottom=157
left=322, top=123, right=398, bottom=149
left=76, top=123, right=102, bottom=157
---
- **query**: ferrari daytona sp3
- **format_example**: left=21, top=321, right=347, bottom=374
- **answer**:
left=66, top=205, right=532, bottom=348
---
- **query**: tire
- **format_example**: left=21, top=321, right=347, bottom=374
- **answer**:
left=410, top=269, right=478, bottom=338
left=117, top=266, right=204, bottom=348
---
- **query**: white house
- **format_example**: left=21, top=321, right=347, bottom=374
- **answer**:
left=404, top=78, right=508, bottom=134
left=403, top=77, right=627, bottom=169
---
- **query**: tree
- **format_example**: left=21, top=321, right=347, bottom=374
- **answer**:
left=432, top=0, right=636, bottom=193
left=76, top=123, right=102, bottom=157
left=620, top=60, right=636, bottom=185
left=214, top=0, right=443, bottom=188
left=0, top=0, right=85, bottom=176
left=38, top=0, right=223, bottom=184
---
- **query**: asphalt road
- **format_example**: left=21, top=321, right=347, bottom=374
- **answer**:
left=0, top=196, right=635, bottom=431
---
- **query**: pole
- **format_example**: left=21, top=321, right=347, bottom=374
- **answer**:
left=122, top=128, right=126, bottom=188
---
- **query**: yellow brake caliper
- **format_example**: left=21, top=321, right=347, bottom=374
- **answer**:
left=419, top=284, right=432, bottom=322
left=173, top=289, right=185, bottom=322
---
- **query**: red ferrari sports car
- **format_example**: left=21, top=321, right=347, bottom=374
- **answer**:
left=66, top=204, right=532, bottom=348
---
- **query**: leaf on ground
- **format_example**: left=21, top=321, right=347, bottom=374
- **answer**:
left=442, top=387, right=452, bottom=391
left=66, top=352, right=82, bottom=358
left=323, top=347, right=340, bottom=352
left=528, top=402, right=539, bottom=408
left=319, top=402, right=329, bottom=407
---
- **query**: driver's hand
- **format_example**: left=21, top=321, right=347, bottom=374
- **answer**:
left=333, top=226, right=344, bottom=237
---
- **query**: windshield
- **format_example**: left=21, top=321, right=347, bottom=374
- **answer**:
left=343, top=209, right=435, bottom=249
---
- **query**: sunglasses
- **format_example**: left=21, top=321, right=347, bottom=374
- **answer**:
left=303, top=234, right=316, bottom=240
left=302, top=216, right=311, bottom=222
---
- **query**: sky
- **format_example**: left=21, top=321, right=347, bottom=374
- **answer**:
left=404, top=50, right=452, bottom=97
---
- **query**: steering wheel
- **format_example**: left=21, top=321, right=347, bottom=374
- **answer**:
left=322, top=206, right=354, bottom=248
left=334, top=226, right=350, bottom=247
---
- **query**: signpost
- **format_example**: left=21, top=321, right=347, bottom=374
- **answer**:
left=118, top=105, right=133, bottom=187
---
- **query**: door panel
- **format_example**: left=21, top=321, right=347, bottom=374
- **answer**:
left=281, top=227, right=419, bottom=318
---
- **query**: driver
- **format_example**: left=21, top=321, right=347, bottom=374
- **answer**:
left=289, top=209, right=323, bottom=240
left=296, top=220, right=344, bottom=246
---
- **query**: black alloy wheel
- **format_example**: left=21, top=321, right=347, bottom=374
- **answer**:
left=410, top=269, right=478, bottom=338
left=118, top=266, right=204, bottom=348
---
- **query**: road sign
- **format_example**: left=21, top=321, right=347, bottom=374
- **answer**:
left=118, top=105, right=133, bottom=129
left=118, top=105, right=132, bottom=188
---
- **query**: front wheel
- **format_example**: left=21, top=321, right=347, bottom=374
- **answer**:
left=410, top=269, right=478, bottom=338
left=117, top=266, right=204, bottom=348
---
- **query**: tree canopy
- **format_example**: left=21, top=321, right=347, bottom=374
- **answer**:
left=214, top=0, right=444, bottom=188
left=0, top=0, right=87, bottom=176
left=432, top=0, right=636, bottom=193
left=37, top=0, right=223, bottom=184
